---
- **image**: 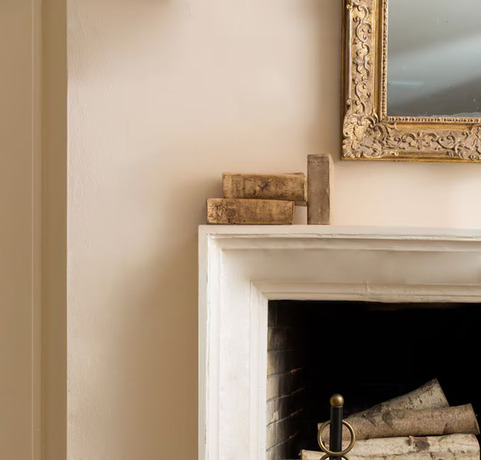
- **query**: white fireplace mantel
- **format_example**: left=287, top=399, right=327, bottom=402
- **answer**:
left=198, top=225, right=481, bottom=460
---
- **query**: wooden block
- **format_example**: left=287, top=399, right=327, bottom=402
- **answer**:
left=206, top=198, right=294, bottom=225
left=307, top=154, right=332, bottom=224
left=223, top=173, right=307, bottom=202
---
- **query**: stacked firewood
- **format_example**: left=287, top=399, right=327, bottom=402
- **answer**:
left=302, top=379, right=480, bottom=460
left=206, top=154, right=332, bottom=225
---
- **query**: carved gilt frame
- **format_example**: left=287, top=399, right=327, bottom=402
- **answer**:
left=342, top=0, right=481, bottom=162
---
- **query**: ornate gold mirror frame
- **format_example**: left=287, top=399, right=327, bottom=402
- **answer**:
left=342, top=0, right=481, bottom=162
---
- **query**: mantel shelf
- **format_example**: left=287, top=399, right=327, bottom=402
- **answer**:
left=200, top=224, right=481, bottom=240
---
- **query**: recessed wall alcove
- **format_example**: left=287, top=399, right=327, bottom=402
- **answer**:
left=198, top=226, right=481, bottom=460
left=265, top=300, right=481, bottom=459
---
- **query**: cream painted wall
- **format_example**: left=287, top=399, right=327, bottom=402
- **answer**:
left=68, top=0, right=481, bottom=459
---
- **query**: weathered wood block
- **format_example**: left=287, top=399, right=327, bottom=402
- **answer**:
left=301, top=434, right=480, bottom=460
left=307, top=154, right=332, bottom=224
left=223, top=173, right=307, bottom=202
left=206, top=198, right=294, bottom=225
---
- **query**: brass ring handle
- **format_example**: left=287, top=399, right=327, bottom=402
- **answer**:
left=317, top=420, right=356, bottom=457
left=320, top=455, right=350, bottom=460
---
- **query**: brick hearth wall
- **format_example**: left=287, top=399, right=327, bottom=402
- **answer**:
left=266, top=302, right=307, bottom=460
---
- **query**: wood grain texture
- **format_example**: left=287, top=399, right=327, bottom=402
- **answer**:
left=302, top=434, right=480, bottom=460
left=206, top=198, right=294, bottom=224
left=222, top=173, right=306, bottom=202
left=307, top=154, right=332, bottom=224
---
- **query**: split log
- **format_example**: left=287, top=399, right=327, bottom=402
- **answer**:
left=301, top=433, right=480, bottom=460
left=206, top=198, right=294, bottom=224
left=321, top=404, right=479, bottom=442
left=307, top=154, right=332, bottom=225
left=319, top=379, right=449, bottom=438
left=222, top=173, right=307, bottom=203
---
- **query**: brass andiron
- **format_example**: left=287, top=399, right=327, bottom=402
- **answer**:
left=317, top=394, right=356, bottom=460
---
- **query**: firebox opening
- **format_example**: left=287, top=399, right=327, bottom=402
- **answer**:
left=266, top=300, right=481, bottom=460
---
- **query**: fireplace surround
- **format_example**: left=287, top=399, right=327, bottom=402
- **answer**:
left=198, top=226, right=481, bottom=460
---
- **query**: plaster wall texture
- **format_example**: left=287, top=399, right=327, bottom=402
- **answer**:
left=67, top=0, right=481, bottom=459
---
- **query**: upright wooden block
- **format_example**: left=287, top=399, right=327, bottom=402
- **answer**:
left=223, top=173, right=307, bottom=203
left=206, top=198, right=294, bottom=225
left=307, top=154, right=332, bottom=225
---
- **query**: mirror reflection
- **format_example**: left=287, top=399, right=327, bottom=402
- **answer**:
left=387, top=0, right=481, bottom=118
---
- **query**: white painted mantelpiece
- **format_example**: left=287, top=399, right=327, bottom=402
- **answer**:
left=198, top=225, right=481, bottom=460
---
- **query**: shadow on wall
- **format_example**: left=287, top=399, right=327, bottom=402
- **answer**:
left=69, top=172, right=221, bottom=458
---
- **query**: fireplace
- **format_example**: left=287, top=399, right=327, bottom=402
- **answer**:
left=266, top=300, right=481, bottom=459
left=198, top=226, right=481, bottom=460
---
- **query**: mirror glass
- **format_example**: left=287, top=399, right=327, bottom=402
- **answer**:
left=387, top=0, right=481, bottom=118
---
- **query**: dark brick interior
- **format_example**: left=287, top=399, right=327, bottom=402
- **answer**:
left=267, top=300, right=481, bottom=459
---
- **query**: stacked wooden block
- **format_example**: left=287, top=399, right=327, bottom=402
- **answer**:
left=206, top=154, right=332, bottom=225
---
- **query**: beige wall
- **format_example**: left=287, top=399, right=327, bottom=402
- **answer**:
left=67, top=0, right=481, bottom=459
left=0, top=1, right=41, bottom=458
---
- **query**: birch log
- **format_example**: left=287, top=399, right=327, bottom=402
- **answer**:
left=302, top=434, right=480, bottom=460
left=321, top=405, right=479, bottom=441
left=353, top=379, right=449, bottom=415
left=319, top=379, right=449, bottom=438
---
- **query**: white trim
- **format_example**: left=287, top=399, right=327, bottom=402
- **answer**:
left=256, top=282, right=481, bottom=303
left=199, top=225, right=481, bottom=460
left=249, top=284, right=268, bottom=460
left=202, top=224, right=481, bottom=239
